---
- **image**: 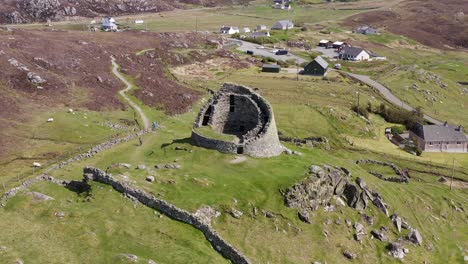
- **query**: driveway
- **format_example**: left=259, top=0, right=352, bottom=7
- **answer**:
left=229, top=39, right=308, bottom=64
left=342, top=71, right=443, bottom=125
left=312, top=46, right=338, bottom=59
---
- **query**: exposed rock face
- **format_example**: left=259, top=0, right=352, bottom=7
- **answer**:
left=284, top=165, right=350, bottom=212
left=387, top=241, right=407, bottom=259
left=406, top=228, right=422, bottom=245
left=27, top=191, right=54, bottom=201
left=0, top=0, right=253, bottom=24
left=371, top=229, right=387, bottom=241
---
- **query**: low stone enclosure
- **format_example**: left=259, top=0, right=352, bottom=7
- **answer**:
left=356, top=160, right=409, bottom=183
left=191, top=83, right=284, bottom=158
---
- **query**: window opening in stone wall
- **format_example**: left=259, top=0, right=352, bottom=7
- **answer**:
left=202, top=105, right=212, bottom=126
left=237, top=147, right=244, bottom=154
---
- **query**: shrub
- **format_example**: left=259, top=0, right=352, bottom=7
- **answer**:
left=352, top=104, right=369, bottom=118
left=374, top=103, right=423, bottom=129
left=390, top=125, right=405, bottom=134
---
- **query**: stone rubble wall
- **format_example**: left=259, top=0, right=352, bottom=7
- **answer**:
left=356, top=159, right=409, bottom=183
left=1, top=130, right=148, bottom=204
left=1, top=174, right=69, bottom=206
left=84, top=167, right=251, bottom=264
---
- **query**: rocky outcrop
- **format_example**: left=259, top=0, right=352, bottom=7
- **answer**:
left=84, top=167, right=250, bottom=264
left=284, top=165, right=351, bottom=214
left=1, top=0, right=253, bottom=24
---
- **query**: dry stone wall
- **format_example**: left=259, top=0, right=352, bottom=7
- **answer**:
left=1, top=130, right=148, bottom=204
left=84, top=167, right=250, bottom=264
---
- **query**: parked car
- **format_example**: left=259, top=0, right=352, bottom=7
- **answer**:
left=334, top=63, right=342, bottom=69
left=246, top=50, right=254, bottom=55
left=275, top=49, right=288, bottom=55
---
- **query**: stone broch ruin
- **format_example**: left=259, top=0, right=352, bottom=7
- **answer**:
left=192, top=83, right=284, bottom=157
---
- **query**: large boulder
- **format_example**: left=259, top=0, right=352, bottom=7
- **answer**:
left=387, top=241, right=406, bottom=259
left=373, top=196, right=389, bottom=216
left=406, top=228, right=423, bottom=245
left=298, top=210, right=310, bottom=224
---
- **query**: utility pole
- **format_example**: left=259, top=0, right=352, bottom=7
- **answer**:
left=296, top=59, right=299, bottom=81
left=195, top=17, right=198, bottom=33
left=450, top=158, right=455, bottom=191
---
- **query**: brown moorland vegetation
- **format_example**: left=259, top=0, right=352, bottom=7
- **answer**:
left=343, top=0, right=468, bottom=50
left=0, top=28, right=248, bottom=159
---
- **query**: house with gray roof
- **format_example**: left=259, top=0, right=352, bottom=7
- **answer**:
left=339, top=46, right=370, bottom=61
left=272, top=20, right=294, bottom=30
left=355, top=25, right=378, bottom=35
left=409, top=123, right=467, bottom=153
left=303, top=56, right=328, bottom=76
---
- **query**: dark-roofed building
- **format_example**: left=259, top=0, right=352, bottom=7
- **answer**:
left=272, top=20, right=294, bottom=30
left=339, top=46, right=370, bottom=61
left=303, top=56, right=328, bottom=76
left=251, top=31, right=270, bottom=38
left=355, top=25, right=378, bottom=35
left=409, top=123, right=467, bottom=153
left=262, top=64, right=281, bottom=73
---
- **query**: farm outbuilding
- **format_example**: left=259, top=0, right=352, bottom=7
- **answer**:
left=303, top=56, right=328, bottom=76
left=262, top=64, right=281, bottom=73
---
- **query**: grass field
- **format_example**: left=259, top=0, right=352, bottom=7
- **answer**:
left=0, top=107, right=137, bottom=190
left=1, top=2, right=467, bottom=263
left=1, top=182, right=226, bottom=264
left=1, top=63, right=464, bottom=263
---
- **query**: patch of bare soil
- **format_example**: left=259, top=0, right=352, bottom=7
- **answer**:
left=342, top=0, right=468, bottom=50
left=0, top=28, right=249, bottom=159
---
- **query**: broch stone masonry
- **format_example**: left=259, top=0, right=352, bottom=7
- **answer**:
left=192, top=83, right=284, bottom=158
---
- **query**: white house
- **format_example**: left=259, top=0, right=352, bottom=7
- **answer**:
left=339, top=46, right=370, bottom=61
left=257, top=25, right=267, bottom=31
left=134, top=20, right=144, bottom=24
left=272, top=20, right=294, bottom=30
left=220, top=26, right=240, bottom=35
left=243, top=27, right=251, bottom=33
left=101, top=17, right=117, bottom=31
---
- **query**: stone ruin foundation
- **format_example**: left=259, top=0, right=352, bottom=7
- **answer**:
left=191, top=83, right=284, bottom=158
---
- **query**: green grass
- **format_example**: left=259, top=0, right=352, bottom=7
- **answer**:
left=0, top=64, right=457, bottom=263
left=0, top=182, right=227, bottom=264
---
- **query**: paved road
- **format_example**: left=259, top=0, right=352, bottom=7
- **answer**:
left=111, top=57, right=150, bottom=130
left=343, top=72, right=443, bottom=125
left=230, top=39, right=307, bottom=64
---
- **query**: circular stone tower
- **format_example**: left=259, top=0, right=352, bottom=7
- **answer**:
left=191, top=83, right=284, bottom=158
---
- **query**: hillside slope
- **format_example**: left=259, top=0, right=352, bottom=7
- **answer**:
left=343, top=0, right=468, bottom=50
left=0, top=0, right=252, bottom=24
